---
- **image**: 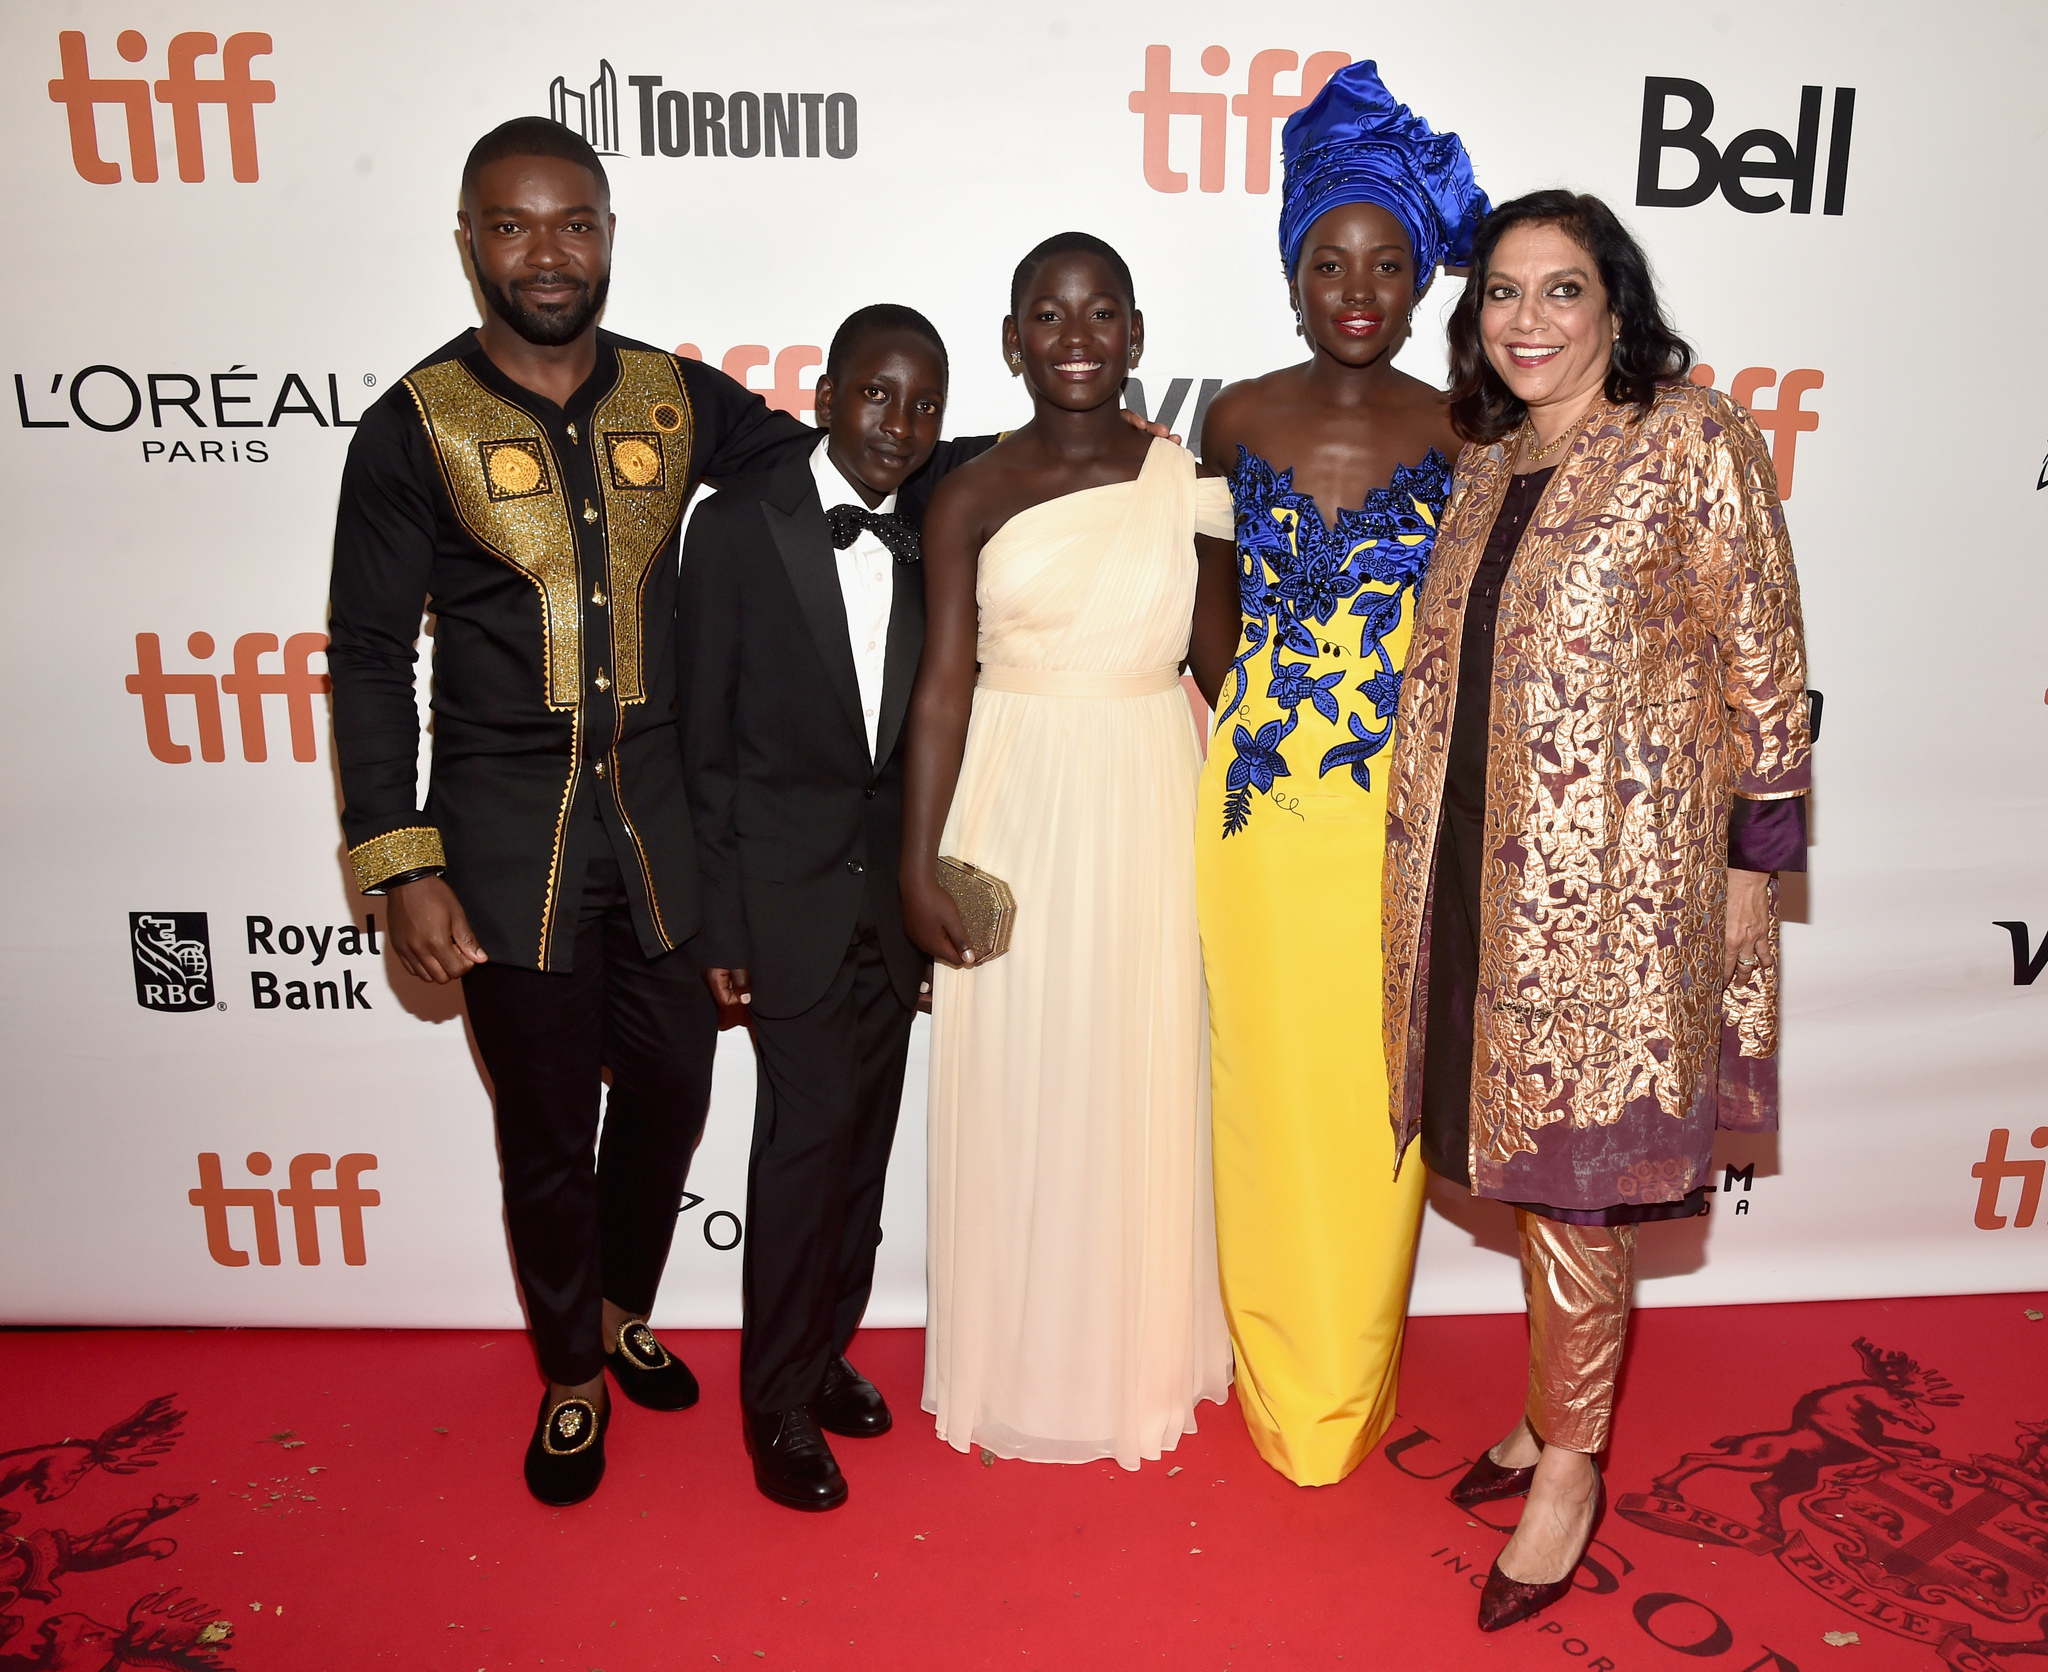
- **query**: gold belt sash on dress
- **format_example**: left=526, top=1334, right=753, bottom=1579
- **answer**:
left=976, top=664, right=1182, bottom=698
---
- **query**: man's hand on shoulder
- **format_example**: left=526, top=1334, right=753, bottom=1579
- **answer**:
left=387, top=875, right=487, bottom=984
left=1121, top=408, right=1181, bottom=446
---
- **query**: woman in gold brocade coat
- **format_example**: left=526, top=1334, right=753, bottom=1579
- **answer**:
left=1381, top=192, right=1810, bottom=1632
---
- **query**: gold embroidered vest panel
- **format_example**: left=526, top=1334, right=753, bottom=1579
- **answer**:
left=402, top=351, right=695, bottom=711
left=589, top=349, right=695, bottom=704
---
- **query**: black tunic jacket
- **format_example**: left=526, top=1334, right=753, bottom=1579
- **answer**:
left=329, top=326, right=983, bottom=974
left=677, top=441, right=993, bottom=1019
left=327, top=328, right=828, bottom=971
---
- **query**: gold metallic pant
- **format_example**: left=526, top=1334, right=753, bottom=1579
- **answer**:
left=1517, top=1211, right=1636, bottom=1455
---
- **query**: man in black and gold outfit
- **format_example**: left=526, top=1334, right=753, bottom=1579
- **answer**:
left=327, top=118, right=919, bottom=1506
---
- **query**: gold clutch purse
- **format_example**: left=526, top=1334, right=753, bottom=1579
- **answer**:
left=934, top=857, right=1016, bottom=965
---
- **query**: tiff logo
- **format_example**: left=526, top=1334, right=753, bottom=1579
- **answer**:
left=48, top=30, right=274, bottom=185
left=1971, top=1128, right=2047, bottom=1230
left=190, top=1152, right=380, bottom=1266
left=1129, top=46, right=1350, bottom=194
left=127, top=632, right=329, bottom=764
left=1638, top=77, right=1855, bottom=216
left=674, top=342, right=822, bottom=420
left=1993, top=920, right=2048, bottom=986
left=1688, top=364, right=1821, bottom=497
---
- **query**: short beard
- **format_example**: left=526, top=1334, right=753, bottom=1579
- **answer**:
left=473, top=251, right=609, bottom=347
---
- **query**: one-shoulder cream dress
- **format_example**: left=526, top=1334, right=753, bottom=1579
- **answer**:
left=924, top=439, right=1236, bottom=1469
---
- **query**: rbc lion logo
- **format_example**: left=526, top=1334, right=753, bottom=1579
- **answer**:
left=129, top=914, right=212, bottom=1013
left=1618, top=1338, right=2048, bottom=1669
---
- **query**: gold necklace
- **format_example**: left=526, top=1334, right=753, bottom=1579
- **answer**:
left=1522, top=408, right=1588, bottom=465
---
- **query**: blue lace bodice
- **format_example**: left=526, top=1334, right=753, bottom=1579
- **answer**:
left=1215, top=443, right=1452, bottom=836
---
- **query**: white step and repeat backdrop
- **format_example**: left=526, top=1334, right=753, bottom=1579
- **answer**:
left=3, top=2, right=2044, bottom=1332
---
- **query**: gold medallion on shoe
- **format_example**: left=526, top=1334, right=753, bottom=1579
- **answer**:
left=604, top=1317, right=700, bottom=1411
left=542, top=1397, right=600, bottom=1456
left=618, top=1321, right=671, bottom=1371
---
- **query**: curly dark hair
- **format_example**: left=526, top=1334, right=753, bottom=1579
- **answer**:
left=1446, top=190, right=1691, bottom=443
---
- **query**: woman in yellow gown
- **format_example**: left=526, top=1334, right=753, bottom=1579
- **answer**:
left=1189, top=62, right=1489, bottom=1485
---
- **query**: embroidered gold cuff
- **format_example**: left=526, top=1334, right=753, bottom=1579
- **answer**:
left=349, top=826, right=447, bottom=893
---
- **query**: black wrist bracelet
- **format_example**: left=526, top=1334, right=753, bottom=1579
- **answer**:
left=367, top=866, right=444, bottom=895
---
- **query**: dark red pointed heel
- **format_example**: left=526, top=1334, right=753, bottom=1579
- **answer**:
left=1449, top=1449, right=1537, bottom=1509
left=1477, top=1478, right=1604, bottom=1632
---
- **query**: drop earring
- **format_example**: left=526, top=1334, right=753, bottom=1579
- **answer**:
left=1128, top=346, right=1141, bottom=368
left=1007, top=352, right=1023, bottom=376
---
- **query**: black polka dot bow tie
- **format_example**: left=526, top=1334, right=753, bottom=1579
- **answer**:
left=826, top=502, right=920, bottom=564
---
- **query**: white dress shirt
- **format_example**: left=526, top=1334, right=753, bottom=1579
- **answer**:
left=810, top=437, right=895, bottom=760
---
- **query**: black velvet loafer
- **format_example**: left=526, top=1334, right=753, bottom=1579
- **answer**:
left=814, top=1354, right=891, bottom=1438
left=605, top=1319, right=700, bottom=1412
left=744, top=1405, right=848, bottom=1512
left=522, top=1390, right=608, bottom=1507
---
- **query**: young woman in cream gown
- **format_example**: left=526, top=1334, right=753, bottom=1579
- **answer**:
left=898, top=233, right=1235, bottom=1468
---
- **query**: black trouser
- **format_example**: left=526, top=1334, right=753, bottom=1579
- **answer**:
left=1420, top=806, right=1482, bottom=1187
left=463, top=854, right=717, bottom=1386
left=740, top=887, right=916, bottom=1413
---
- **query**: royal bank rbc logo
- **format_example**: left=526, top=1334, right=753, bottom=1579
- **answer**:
left=131, top=912, right=213, bottom=1012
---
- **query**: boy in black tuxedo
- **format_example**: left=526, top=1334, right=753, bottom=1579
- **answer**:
left=678, top=306, right=974, bottom=1511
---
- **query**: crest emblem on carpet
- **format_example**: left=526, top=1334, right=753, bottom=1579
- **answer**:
left=1616, top=1338, right=2048, bottom=1670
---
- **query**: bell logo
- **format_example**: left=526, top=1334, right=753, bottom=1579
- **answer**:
left=1637, top=76, right=1854, bottom=216
left=127, top=631, right=330, bottom=764
left=48, top=30, right=274, bottom=185
left=131, top=912, right=213, bottom=1012
left=189, top=1152, right=380, bottom=1266
left=1129, top=46, right=1351, bottom=194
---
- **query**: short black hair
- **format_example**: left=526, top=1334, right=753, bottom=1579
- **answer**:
left=462, top=117, right=611, bottom=203
left=1009, top=232, right=1135, bottom=318
left=1447, top=190, right=1692, bottom=443
left=824, top=304, right=949, bottom=388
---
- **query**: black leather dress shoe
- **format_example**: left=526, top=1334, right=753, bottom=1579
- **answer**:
left=815, top=1355, right=891, bottom=1438
left=522, top=1390, right=609, bottom=1507
left=605, top=1319, right=700, bottom=1411
left=744, top=1405, right=848, bottom=1512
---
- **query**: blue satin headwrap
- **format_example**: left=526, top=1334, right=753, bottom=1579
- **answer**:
left=1277, top=61, right=1489, bottom=286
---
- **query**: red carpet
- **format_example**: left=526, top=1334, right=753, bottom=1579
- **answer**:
left=5, top=1293, right=2044, bottom=1670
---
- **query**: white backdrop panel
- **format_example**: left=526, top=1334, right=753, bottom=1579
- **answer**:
left=1, top=0, right=2043, bottom=1331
